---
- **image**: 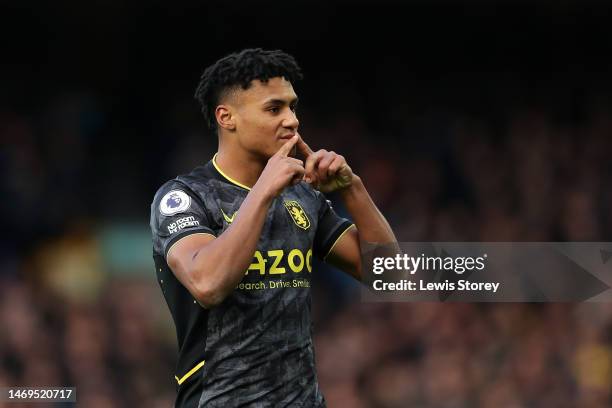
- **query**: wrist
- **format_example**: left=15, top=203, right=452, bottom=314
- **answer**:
left=339, top=174, right=363, bottom=197
left=250, top=182, right=276, bottom=205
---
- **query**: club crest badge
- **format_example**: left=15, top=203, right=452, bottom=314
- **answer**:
left=160, top=190, right=191, bottom=215
left=284, top=200, right=310, bottom=230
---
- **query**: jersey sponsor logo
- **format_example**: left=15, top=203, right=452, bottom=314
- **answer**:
left=221, top=208, right=236, bottom=224
left=167, top=216, right=200, bottom=234
left=283, top=200, right=310, bottom=230
left=246, top=248, right=313, bottom=275
left=160, top=190, right=191, bottom=215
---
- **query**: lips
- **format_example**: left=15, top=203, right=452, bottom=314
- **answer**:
left=278, top=134, right=295, bottom=140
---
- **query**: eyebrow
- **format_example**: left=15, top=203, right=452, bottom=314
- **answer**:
left=263, top=97, right=299, bottom=106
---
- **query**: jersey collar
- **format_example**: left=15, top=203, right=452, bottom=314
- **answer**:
left=212, top=153, right=252, bottom=191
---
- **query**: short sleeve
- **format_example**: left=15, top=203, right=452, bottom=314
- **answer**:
left=313, top=191, right=354, bottom=260
left=150, top=182, right=216, bottom=259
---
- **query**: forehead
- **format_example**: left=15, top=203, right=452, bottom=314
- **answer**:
left=234, top=76, right=297, bottom=105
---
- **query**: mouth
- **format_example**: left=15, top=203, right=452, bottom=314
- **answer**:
left=278, top=133, right=296, bottom=140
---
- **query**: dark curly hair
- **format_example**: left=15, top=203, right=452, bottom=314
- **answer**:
left=194, top=48, right=303, bottom=131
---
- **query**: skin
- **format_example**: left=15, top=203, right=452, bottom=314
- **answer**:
left=214, top=77, right=301, bottom=188
left=167, top=76, right=396, bottom=308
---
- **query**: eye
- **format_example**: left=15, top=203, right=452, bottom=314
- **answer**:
left=268, top=107, right=280, bottom=114
left=290, top=105, right=297, bottom=113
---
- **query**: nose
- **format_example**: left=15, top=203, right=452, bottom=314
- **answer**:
left=282, top=109, right=299, bottom=130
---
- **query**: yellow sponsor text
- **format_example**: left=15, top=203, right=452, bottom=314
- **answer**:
left=246, top=248, right=313, bottom=275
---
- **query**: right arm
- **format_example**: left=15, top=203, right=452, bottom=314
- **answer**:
left=167, top=136, right=303, bottom=308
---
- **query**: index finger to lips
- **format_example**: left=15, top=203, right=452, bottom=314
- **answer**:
left=296, top=134, right=314, bottom=158
left=277, top=135, right=299, bottom=157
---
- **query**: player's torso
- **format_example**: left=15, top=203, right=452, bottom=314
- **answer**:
left=177, top=167, right=324, bottom=406
left=180, top=170, right=319, bottom=323
left=208, top=185, right=317, bottom=290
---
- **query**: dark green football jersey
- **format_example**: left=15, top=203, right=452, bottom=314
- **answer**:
left=150, top=155, right=353, bottom=408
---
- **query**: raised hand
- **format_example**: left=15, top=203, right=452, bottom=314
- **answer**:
left=296, top=134, right=354, bottom=193
left=254, top=135, right=305, bottom=198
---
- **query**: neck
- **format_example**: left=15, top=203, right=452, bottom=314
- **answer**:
left=214, top=145, right=266, bottom=190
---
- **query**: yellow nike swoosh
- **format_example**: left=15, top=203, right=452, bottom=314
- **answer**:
left=221, top=208, right=236, bottom=224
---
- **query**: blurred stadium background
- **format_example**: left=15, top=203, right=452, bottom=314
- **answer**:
left=2, top=1, right=612, bottom=407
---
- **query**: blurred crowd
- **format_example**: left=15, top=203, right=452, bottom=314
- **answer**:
left=1, top=86, right=612, bottom=407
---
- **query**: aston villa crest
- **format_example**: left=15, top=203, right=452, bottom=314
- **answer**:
left=284, top=200, right=310, bottom=230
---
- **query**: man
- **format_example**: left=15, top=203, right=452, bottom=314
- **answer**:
left=150, top=48, right=396, bottom=407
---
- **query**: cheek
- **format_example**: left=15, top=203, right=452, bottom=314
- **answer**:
left=244, top=117, right=275, bottom=138
left=238, top=117, right=277, bottom=151
left=253, top=120, right=271, bottom=134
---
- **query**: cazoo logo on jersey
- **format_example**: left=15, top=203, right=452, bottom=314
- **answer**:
left=246, top=248, right=313, bottom=275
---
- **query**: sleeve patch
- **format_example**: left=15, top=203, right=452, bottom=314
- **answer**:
left=167, top=216, right=200, bottom=234
left=160, top=190, right=191, bottom=215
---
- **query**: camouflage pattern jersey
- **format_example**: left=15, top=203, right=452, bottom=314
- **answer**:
left=150, top=155, right=353, bottom=407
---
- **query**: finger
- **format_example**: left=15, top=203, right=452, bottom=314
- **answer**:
left=296, top=133, right=314, bottom=158
left=285, top=163, right=305, bottom=188
left=286, top=157, right=304, bottom=167
left=327, top=156, right=345, bottom=176
left=276, top=135, right=299, bottom=157
left=302, top=171, right=318, bottom=185
left=289, top=162, right=305, bottom=179
left=317, top=152, right=336, bottom=182
left=304, top=150, right=326, bottom=183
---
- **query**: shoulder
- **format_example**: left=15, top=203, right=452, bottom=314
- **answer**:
left=151, top=168, right=219, bottom=224
left=149, top=171, right=219, bottom=256
left=152, top=180, right=193, bottom=216
left=152, top=165, right=215, bottom=206
left=150, top=167, right=219, bottom=241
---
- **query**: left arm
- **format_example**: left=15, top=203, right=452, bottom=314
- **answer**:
left=297, top=136, right=397, bottom=281
left=328, top=175, right=397, bottom=280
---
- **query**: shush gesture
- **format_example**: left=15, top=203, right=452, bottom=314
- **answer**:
left=255, top=135, right=305, bottom=198
left=296, top=134, right=355, bottom=193
left=155, top=49, right=397, bottom=407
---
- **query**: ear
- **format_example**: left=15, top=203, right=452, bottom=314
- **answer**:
left=215, top=105, right=236, bottom=131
